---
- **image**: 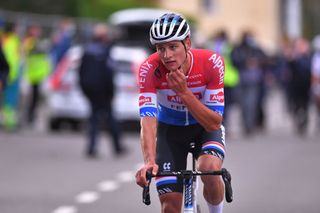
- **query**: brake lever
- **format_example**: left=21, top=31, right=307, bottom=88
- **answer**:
left=142, top=170, right=152, bottom=205
left=221, top=168, right=233, bottom=203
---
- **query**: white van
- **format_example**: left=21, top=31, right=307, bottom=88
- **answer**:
left=44, top=8, right=169, bottom=131
left=108, top=8, right=169, bottom=122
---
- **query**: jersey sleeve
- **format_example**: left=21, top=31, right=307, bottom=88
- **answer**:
left=203, top=52, right=225, bottom=116
left=138, top=57, right=158, bottom=118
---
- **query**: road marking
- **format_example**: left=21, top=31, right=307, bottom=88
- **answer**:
left=117, top=171, right=135, bottom=182
left=97, top=180, right=119, bottom=192
left=52, top=164, right=140, bottom=212
left=75, top=191, right=100, bottom=204
left=52, top=206, right=77, bottom=213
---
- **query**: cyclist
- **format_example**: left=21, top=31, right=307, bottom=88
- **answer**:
left=135, top=13, right=226, bottom=213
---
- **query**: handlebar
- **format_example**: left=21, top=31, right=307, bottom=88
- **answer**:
left=142, top=168, right=233, bottom=205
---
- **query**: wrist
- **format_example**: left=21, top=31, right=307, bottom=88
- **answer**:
left=145, top=159, right=156, bottom=165
left=178, top=89, right=193, bottom=101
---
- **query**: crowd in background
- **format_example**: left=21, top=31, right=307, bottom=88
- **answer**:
left=0, top=19, right=75, bottom=130
left=1, top=17, right=320, bottom=140
left=205, top=30, right=320, bottom=137
left=0, top=18, right=128, bottom=158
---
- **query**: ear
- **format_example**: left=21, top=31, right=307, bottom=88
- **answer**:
left=185, top=37, right=192, bottom=50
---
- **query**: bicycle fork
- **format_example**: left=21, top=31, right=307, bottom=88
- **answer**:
left=184, top=142, right=199, bottom=213
left=183, top=172, right=196, bottom=212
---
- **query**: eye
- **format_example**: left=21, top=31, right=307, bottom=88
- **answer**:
left=169, top=45, right=177, bottom=50
left=157, top=47, right=165, bottom=53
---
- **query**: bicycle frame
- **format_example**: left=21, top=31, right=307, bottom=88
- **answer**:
left=182, top=170, right=198, bottom=212
left=142, top=144, right=233, bottom=212
left=143, top=169, right=233, bottom=212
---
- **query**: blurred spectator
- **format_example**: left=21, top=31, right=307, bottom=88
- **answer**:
left=50, top=18, right=75, bottom=70
left=79, top=23, right=126, bottom=158
left=231, top=31, right=268, bottom=135
left=22, top=25, right=51, bottom=125
left=0, top=40, right=9, bottom=92
left=311, top=35, right=320, bottom=131
left=269, top=38, right=292, bottom=99
left=1, top=22, right=21, bottom=131
left=207, top=30, right=239, bottom=133
left=286, top=37, right=312, bottom=135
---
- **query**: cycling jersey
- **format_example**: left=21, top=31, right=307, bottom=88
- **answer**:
left=139, top=49, right=225, bottom=126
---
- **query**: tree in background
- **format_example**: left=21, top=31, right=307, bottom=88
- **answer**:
left=0, top=0, right=158, bottom=19
left=77, top=0, right=157, bottom=19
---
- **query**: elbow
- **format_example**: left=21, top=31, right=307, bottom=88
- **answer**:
left=205, top=114, right=223, bottom=132
left=205, top=122, right=221, bottom=132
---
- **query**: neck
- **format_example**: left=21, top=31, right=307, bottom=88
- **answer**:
left=181, top=51, right=191, bottom=75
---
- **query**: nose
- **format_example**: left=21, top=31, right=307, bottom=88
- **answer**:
left=163, top=48, right=172, bottom=59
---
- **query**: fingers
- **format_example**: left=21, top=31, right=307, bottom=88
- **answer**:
left=135, top=168, right=148, bottom=187
left=166, top=70, right=186, bottom=86
left=135, top=164, right=159, bottom=187
left=168, top=69, right=185, bottom=81
left=151, top=164, right=159, bottom=176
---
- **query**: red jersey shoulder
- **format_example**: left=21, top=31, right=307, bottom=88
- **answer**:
left=138, top=53, right=161, bottom=91
left=139, top=53, right=160, bottom=72
left=190, top=49, right=225, bottom=87
left=191, top=49, right=224, bottom=67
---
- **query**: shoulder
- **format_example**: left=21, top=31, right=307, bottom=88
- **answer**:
left=191, top=48, right=214, bottom=57
left=191, top=48, right=223, bottom=59
left=191, top=49, right=224, bottom=68
left=144, top=52, right=160, bottom=63
left=139, top=52, right=161, bottom=73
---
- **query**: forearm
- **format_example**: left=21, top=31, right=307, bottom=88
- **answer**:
left=140, top=117, right=157, bottom=164
left=180, top=90, right=222, bottom=132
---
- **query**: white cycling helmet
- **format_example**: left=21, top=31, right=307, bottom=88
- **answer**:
left=150, top=13, right=190, bottom=45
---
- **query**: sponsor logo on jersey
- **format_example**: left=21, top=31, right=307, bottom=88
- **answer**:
left=208, top=53, right=224, bottom=85
left=167, top=92, right=202, bottom=104
left=210, top=91, right=224, bottom=103
left=139, top=60, right=153, bottom=89
left=187, top=73, right=202, bottom=79
left=139, top=95, right=152, bottom=106
left=187, top=80, right=202, bottom=86
left=163, top=162, right=171, bottom=171
left=167, top=95, right=183, bottom=104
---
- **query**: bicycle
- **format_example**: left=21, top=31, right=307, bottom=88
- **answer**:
left=142, top=143, right=233, bottom=212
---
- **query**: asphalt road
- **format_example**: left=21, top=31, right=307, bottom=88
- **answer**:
left=1, top=89, right=320, bottom=213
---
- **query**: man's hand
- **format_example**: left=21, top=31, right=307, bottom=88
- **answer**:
left=135, top=163, right=159, bottom=187
left=166, top=68, right=189, bottom=96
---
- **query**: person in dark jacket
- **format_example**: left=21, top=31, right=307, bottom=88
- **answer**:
left=0, top=42, right=9, bottom=92
left=231, top=31, right=268, bottom=135
left=286, top=37, right=312, bottom=135
left=79, top=24, right=126, bottom=158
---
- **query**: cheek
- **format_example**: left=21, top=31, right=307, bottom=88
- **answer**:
left=176, top=50, right=186, bottom=62
left=157, top=52, right=165, bottom=60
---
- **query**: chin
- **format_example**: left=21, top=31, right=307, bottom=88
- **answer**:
left=165, top=64, right=177, bottom=71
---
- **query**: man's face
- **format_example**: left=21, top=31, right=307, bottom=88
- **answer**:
left=156, top=40, right=188, bottom=71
